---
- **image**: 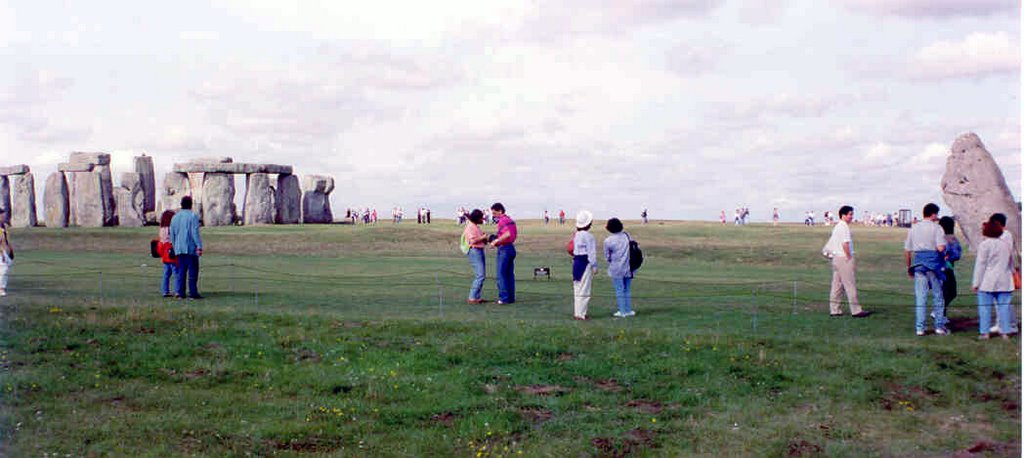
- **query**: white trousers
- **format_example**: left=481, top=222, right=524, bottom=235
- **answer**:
left=0, top=261, right=8, bottom=289
left=573, top=267, right=594, bottom=318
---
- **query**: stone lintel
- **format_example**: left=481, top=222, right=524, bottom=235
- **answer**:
left=173, top=163, right=293, bottom=174
left=0, top=165, right=30, bottom=176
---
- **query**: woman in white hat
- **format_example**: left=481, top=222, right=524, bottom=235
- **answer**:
left=571, top=210, right=598, bottom=320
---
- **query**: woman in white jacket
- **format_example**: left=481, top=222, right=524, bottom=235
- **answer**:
left=0, top=211, right=12, bottom=296
left=972, top=221, right=1016, bottom=340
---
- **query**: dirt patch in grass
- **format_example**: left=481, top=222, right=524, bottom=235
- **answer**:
left=952, top=440, right=1022, bottom=457
left=265, top=436, right=344, bottom=453
left=431, top=411, right=457, bottom=426
left=626, top=400, right=663, bottom=414
left=592, top=428, right=658, bottom=457
left=786, top=439, right=822, bottom=457
left=292, top=347, right=321, bottom=363
left=881, top=383, right=938, bottom=411
left=556, top=352, right=574, bottom=362
left=184, top=368, right=209, bottom=380
left=947, top=316, right=978, bottom=334
left=516, top=385, right=569, bottom=396
left=595, top=379, right=624, bottom=392
left=483, top=383, right=499, bottom=394
left=519, top=407, right=554, bottom=425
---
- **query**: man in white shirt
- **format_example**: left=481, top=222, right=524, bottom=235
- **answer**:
left=826, top=206, right=871, bottom=317
left=904, top=203, right=948, bottom=336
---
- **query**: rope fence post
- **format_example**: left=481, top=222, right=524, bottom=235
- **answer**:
left=792, top=281, right=797, bottom=315
left=99, top=271, right=104, bottom=307
left=751, top=287, right=758, bottom=335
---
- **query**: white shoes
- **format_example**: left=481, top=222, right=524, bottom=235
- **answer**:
left=0, top=289, right=6, bottom=297
left=613, top=311, right=636, bottom=318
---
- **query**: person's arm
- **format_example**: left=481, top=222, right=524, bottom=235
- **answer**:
left=905, top=251, right=913, bottom=278
left=192, top=217, right=203, bottom=256
left=587, top=234, right=598, bottom=271
left=972, top=243, right=986, bottom=292
left=842, top=241, right=852, bottom=259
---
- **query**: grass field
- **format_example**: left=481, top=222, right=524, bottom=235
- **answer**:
left=0, top=220, right=1020, bottom=456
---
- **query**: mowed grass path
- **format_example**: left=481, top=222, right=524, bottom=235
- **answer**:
left=0, top=221, right=1019, bottom=456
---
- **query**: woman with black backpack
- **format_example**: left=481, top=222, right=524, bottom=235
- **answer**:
left=604, top=217, right=636, bottom=317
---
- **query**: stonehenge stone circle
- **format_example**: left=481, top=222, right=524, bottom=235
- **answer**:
left=941, top=132, right=1021, bottom=255
left=0, top=177, right=9, bottom=225
left=243, top=173, right=275, bottom=225
left=301, top=175, right=335, bottom=224
left=134, top=155, right=156, bottom=214
left=44, top=172, right=69, bottom=228
left=275, top=174, right=301, bottom=224
left=202, top=173, right=236, bottom=226
left=11, top=173, right=37, bottom=227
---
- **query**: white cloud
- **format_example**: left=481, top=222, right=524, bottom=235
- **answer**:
left=909, top=32, right=1020, bottom=80
left=842, top=0, right=1016, bottom=18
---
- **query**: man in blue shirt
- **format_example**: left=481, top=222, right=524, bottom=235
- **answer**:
left=169, top=196, right=203, bottom=299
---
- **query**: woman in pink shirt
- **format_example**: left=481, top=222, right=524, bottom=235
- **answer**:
left=463, top=209, right=489, bottom=304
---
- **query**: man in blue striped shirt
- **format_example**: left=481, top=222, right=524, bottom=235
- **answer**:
left=169, top=196, right=203, bottom=299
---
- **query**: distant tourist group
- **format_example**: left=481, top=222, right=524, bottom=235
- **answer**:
left=824, top=202, right=1018, bottom=340
left=460, top=204, right=642, bottom=320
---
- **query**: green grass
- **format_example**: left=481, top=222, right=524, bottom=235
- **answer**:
left=1, top=221, right=1019, bottom=456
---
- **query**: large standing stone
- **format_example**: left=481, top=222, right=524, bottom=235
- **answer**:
left=301, top=175, right=334, bottom=224
left=159, top=172, right=191, bottom=214
left=11, top=173, right=36, bottom=227
left=115, top=173, right=146, bottom=227
left=68, top=172, right=105, bottom=227
left=68, top=152, right=111, bottom=166
left=243, top=173, right=275, bottom=225
left=202, top=173, right=236, bottom=226
left=941, top=132, right=1021, bottom=255
left=44, top=172, right=69, bottom=228
left=92, top=164, right=116, bottom=226
left=275, top=174, right=301, bottom=224
left=134, top=155, right=156, bottom=214
left=0, top=177, right=9, bottom=225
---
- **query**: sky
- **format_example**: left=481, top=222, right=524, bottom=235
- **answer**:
left=0, top=0, right=1020, bottom=222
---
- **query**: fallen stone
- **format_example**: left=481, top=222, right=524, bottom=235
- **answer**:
left=173, top=163, right=293, bottom=175
left=134, top=155, right=156, bottom=214
left=301, top=175, right=334, bottom=224
left=243, top=173, right=275, bottom=225
left=44, top=172, right=69, bottom=228
left=159, top=172, right=191, bottom=214
left=202, top=173, right=235, bottom=226
left=0, top=165, right=29, bottom=176
left=275, top=174, right=301, bottom=224
left=11, top=173, right=36, bottom=227
left=941, top=132, right=1021, bottom=254
left=68, top=172, right=106, bottom=227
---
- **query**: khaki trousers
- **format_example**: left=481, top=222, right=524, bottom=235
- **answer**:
left=573, top=267, right=594, bottom=318
left=830, top=256, right=863, bottom=315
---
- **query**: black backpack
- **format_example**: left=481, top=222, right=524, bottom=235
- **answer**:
left=626, top=233, right=643, bottom=272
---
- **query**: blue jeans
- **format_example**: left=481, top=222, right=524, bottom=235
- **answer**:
left=612, top=277, right=633, bottom=314
left=977, top=291, right=1014, bottom=334
left=161, top=263, right=176, bottom=295
left=914, top=271, right=946, bottom=332
left=176, top=254, right=201, bottom=298
left=496, top=245, right=516, bottom=303
left=467, top=248, right=485, bottom=300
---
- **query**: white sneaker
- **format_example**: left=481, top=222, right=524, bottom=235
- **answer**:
left=935, top=328, right=950, bottom=336
left=613, top=311, right=624, bottom=318
left=623, top=311, right=636, bottom=317
left=916, top=330, right=926, bottom=336
left=0, top=289, right=6, bottom=297
left=990, top=325, right=1000, bottom=334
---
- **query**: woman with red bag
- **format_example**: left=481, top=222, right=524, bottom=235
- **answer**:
left=157, top=210, right=179, bottom=297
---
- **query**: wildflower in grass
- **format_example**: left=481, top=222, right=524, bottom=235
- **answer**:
left=651, top=418, right=657, bottom=423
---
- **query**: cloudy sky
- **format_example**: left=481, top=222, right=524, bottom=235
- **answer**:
left=0, top=0, right=1020, bottom=222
